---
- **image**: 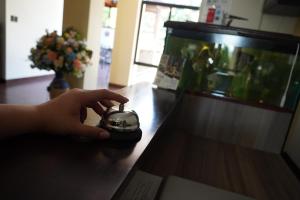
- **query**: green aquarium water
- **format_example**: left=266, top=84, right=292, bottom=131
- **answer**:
left=163, top=35, right=300, bottom=110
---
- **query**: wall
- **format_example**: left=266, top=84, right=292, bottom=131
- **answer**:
left=260, top=14, right=298, bottom=34
left=5, top=0, right=64, bottom=80
left=63, top=0, right=90, bottom=38
left=109, top=0, right=142, bottom=86
left=231, top=0, right=298, bottom=34
left=0, top=0, right=5, bottom=80
left=85, top=0, right=104, bottom=89
left=230, top=0, right=265, bottom=30
left=63, top=0, right=104, bottom=90
left=199, top=0, right=298, bottom=34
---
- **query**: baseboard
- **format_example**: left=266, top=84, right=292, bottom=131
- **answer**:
left=109, top=83, right=126, bottom=90
left=282, top=152, right=300, bottom=181
left=4, top=74, right=54, bottom=84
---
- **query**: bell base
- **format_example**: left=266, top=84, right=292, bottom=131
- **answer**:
left=99, top=123, right=142, bottom=142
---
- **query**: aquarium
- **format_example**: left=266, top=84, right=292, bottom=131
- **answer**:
left=159, top=22, right=300, bottom=111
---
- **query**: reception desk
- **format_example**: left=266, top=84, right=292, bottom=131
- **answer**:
left=0, top=83, right=299, bottom=200
left=0, top=83, right=178, bottom=200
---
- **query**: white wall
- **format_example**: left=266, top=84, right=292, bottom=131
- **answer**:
left=0, top=0, right=5, bottom=79
left=230, top=0, right=298, bottom=34
left=199, top=0, right=298, bottom=35
left=285, top=102, right=300, bottom=168
left=260, top=14, right=298, bottom=34
left=5, top=0, right=64, bottom=80
left=230, top=0, right=265, bottom=29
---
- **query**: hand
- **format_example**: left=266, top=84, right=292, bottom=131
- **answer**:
left=37, top=89, right=128, bottom=139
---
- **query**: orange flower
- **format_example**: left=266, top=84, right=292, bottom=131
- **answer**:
left=47, top=51, right=57, bottom=61
left=66, top=47, right=73, bottom=54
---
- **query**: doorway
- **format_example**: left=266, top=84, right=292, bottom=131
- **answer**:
left=98, top=0, right=118, bottom=88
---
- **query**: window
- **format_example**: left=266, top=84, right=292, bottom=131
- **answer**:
left=145, top=0, right=202, bottom=7
left=134, top=0, right=202, bottom=67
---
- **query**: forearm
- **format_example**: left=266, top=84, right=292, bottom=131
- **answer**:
left=0, top=105, right=41, bottom=138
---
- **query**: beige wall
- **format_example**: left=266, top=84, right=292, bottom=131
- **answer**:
left=63, top=0, right=90, bottom=38
left=63, top=0, right=104, bottom=89
left=109, top=0, right=142, bottom=86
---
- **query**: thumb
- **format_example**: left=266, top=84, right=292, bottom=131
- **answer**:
left=74, top=124, right=110, bottom=139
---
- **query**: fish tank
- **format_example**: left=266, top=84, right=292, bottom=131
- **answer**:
left=157, top=21, right=300, bottom=111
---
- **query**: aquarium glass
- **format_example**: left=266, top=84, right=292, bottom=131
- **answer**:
left=162, top=35, right=300, bottom=110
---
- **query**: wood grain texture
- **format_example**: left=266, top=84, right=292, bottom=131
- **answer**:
left=0, top=83, right=178, bottom=200
left=173, top=94, right=292, bottom=153
left=0, top=80, right=298, bottom=200
left=136, top=114, right=300, bottom=200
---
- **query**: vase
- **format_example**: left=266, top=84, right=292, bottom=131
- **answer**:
left=48, top=71, right=70, bottom=99
left=64, top=73, right=84, bottom=89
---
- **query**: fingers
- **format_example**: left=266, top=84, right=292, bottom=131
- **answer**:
left=90, top=102, right=104, bottom=116
left=100, top=100, right=114, bottom=108
left=89, top=100, right=115, bottom=116
left=80, top=106, right=87, bottom=123
left=74, top=124, right=110, bottom=139
left=79, top=89, right=128, bottom=106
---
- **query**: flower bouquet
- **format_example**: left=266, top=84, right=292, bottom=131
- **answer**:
left=29, top=27, right=92, bottom=78
left=29, top=27, right=93, bottom=98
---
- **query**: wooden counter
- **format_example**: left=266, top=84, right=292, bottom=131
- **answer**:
left=0, top=83, right=178, bottom=200
left=0, top=83, right=299, bottom=200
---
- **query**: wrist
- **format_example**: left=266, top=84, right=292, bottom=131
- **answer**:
left=34, top=104, right=47, bottom=134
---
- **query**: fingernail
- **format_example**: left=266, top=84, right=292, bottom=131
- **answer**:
left=100, top=131, right=110, bottom=139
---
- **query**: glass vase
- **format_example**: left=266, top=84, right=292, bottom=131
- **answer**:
left=47, top=71, right=70, bottom=99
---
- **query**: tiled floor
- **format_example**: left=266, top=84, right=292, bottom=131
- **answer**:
left=0, top=74, right=122, bottom=105
left=0, top=58, right=156, bottom=105
left=130, top=65, right=157, bottom=85
left=98, top=48, right=157, bottom=87
left=0, top=75, right=54, bottom=105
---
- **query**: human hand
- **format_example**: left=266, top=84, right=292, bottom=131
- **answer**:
left=37, top=89, right=128, bottom=139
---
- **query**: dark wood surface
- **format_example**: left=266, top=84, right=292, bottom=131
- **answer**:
left=134, top=108, right=300, bottom=200
left=173, top=94, right=292, bottom=153
left=0, top=83, right=178, bottom=200
left=1, top=80, right=300, bottom=200
left=186, top=91, right=293, bottom=113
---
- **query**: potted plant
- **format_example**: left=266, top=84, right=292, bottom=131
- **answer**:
left=29, top=27, right=92, bottom=98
